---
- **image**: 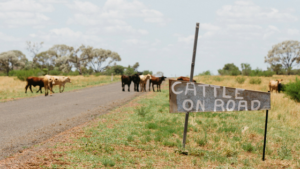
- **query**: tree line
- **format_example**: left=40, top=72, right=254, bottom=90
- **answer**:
left=0, top=42, right=158, bottom=76
left=199, top=40, right=300, bottom=76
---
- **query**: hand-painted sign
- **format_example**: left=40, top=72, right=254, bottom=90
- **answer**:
left=169, top=79, right=271, bottom=113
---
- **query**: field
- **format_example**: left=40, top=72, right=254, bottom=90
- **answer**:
left=1, top=75, right=300, bottom=168
left=0, top=75, right=120, bottom=102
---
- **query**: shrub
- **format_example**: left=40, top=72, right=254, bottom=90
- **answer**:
left=283, top=78, right=300, bottom=102
left=198, top=70, right=212, bottom=76
left=249, top=78, right=261, bottom=84
left=9, top=69, right=44, bottom=81
left=236, top=77, right=246, bottom=84
left=49, top=70, right=62, bottom=75
left=68, top=71, right=80, bottom=76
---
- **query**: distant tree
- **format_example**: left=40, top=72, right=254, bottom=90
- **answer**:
left=132, top=62, right=139, bottom=71
left=241, top=63, right=251, bottom=76
left=265, top=40, right=300, bottom=75
left=270, top=64, right=283, bottom=75
left=198, top=70, right=212, bottom=76
left=218, top=63, right=240, bottom=76
left=0, top=50, right=27, bottom=76
left=105, top=65, right=124, bottom=75
left=156, top=71, right=164, bottom=76
left=87, top=48, right=121, bottom=72
left=26, top=41, right=44, bottom=68
left=124, top=66, right=135, bottom=76
left=143, top=70, right=153, bottom=75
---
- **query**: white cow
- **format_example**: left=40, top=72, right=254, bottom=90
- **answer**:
left=139, top=74, right=151, bottom=92
left=52, top=76, right=71, bottom=93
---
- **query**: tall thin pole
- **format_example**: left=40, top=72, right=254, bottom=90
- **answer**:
left=262, top=91, right=270, bottom=161
left=182, top=23, right=200, bottom=149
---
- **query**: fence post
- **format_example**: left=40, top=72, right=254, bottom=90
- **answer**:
left=262, top=91, right=270, bottom=161
left=111, top=73, right=113, bottom=81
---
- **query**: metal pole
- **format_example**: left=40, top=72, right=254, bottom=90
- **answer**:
left=262, top=91, right=270, bottom=161
left=182, top=23, right=200, bottom=149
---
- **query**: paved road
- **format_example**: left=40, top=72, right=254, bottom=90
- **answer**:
left=0, top=82, right=144, bottom=160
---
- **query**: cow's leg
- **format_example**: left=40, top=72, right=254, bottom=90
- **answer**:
left=59, top=85, right=61, bottom=93
left=62, top=85, right=65, bottom=92
left=36, top=86, right=41, bottom=93
left=136, top=82, right=139, bottom=92
left=128, top=84, right=130, bottom=92
left=29, top=85, right=33, bottom=93
left=149, top=81, right=151, bottom=91
left=122, top=82, right=125, bottom=91
left=152, top=83, right=155, bottom=92
left=25, top=84, right=29, bottom=93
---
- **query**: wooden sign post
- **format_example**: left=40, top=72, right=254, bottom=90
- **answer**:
left=170, top=23, right=271, bottom=160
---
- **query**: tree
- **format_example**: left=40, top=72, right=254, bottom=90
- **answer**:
left=241, top=63, right=251, bottom=76
left=156, top=71, right=164, bottom=76
left=265, top=40, right=300, bottom=75
left=0, top=50, right=27, bottom=75
left=143, top=70, right=153, bottom=75
left=218, top=63, right=240, bottom=76
left=26, top=41, right=44, bottom=68
left=132, top=62, right=139, bottom=71
left=87, top=48, right=121, bottom=72
left=270, top=64, right=283, bottom=75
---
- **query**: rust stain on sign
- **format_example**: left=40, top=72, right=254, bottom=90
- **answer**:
left=169, top=79, right=271, bottom=113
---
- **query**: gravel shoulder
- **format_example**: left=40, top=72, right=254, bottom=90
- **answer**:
left=0, top=82, right=143, bottom=160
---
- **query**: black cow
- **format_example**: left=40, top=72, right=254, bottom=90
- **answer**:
left=121, top=75, right=132, bottom=92
left=131, top=73, right=141, bottom=92
left=25, top=77, right=45, bottom=93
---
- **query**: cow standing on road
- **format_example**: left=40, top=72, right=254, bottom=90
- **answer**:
left=121, top=75, right=132, bottom=92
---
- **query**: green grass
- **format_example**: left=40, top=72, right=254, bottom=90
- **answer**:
left=35, top=83, right=300, bottom=168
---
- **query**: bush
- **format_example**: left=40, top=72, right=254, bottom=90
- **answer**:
left=213, top=76, right=223, bottom=81
left=236, top=76, right=246, bottom=84
left=49, top=70, right=62, bottom=75
left=284, top=78, right=300, bottom=102
left=9, top=69, right=44, bottom=81
left=68, top=71, right=80, bottom=76
left=249, top=78, right=261, bottom=84
left=198, top=70, right=212, bottom=76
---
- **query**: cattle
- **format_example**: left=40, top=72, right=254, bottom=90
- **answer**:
left=121, top=75, right=132, bottom=92
left=43, top=75, right=55, bottom=96
left=269, top=79, right=283, bottom=93
left=149, top=75, right=167, bottom=92
left=25, top=77, right=44, bottom=93
left=52, top=76, right=71, bottom=93
left=131, top=73, right=141, bottom=92
left=278, top=83, right=285, bottom=93
left=177, top=76, right=196, bottom=82
left=139, top=74, right=151, bottom=92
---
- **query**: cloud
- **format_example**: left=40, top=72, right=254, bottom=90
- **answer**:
left=0, top=0, right=54, bottom=28
left=216, top=0, right=298, bottom=23
left=66, top=0, right=167, bottom=35
left=287, top=28, right=300, bottom=35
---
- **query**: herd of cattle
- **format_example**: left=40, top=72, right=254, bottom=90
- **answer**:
left=25, top=75, right=71, bottom=96
left=121, top=74, right=195, bottom=92
left=24, top=74, right=284, bottom=96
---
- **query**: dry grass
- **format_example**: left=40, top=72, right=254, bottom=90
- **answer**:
left=0, top=75, right=120, bottom=102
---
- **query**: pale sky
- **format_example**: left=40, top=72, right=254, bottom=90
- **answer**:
left=0, top=0, right=300, bottom=76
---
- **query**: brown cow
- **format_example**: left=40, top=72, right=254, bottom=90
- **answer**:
left=25, top=77, right=44, bottom=93
left=177, top=76, right=196, bottom=82
left=269, top=79, right=283, bottom=93
left=149, top=75, right=167, bottom=92
left=121, top=75, right=132, bottom=92
left=43, top=75, right=55, bottom=96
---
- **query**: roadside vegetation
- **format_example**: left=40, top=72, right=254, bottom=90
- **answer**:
left=0, top=75, right=120, bottom=102
left=4, top=75, right=300, bottom=168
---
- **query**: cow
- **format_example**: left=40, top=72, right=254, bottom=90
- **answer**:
left=149, top=75, right=167, bottom=92
left=278, top=83, right=285, bottom=93
left=177, top=76, right=196, bottom=82
left=139, top=74, right=151, bottom=92
left=131, top=73, right=141, bottom=92
left=25, top=77, right=44, bottom=93
left=52, top=76, right=71, bottom=93
left=121, top=75, right=132, bottom=92
left=269, top=79, right=283, bottom=93
left=43, top=75, right=55, bottom=96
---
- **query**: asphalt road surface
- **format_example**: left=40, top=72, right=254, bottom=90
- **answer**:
left=0, top=82, right=144, bottom=160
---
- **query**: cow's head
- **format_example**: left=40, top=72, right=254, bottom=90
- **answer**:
left=147, top=74, right=152, bottom=79
left=64, top=77, right=71, bottom=83
left=161, top=76, right=167, bottom=81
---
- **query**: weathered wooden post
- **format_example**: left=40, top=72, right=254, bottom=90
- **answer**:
left=182, top=23, right=200, bottom=149
left=262, top=91, right=270, bottom=161
left=111, top=73, right=113, bottom=81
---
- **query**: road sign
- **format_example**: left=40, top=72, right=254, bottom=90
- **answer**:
left=169, top=79, right=271, bottom=113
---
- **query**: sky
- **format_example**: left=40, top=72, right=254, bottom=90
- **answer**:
left=0, top=0, right=300, bottom=77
